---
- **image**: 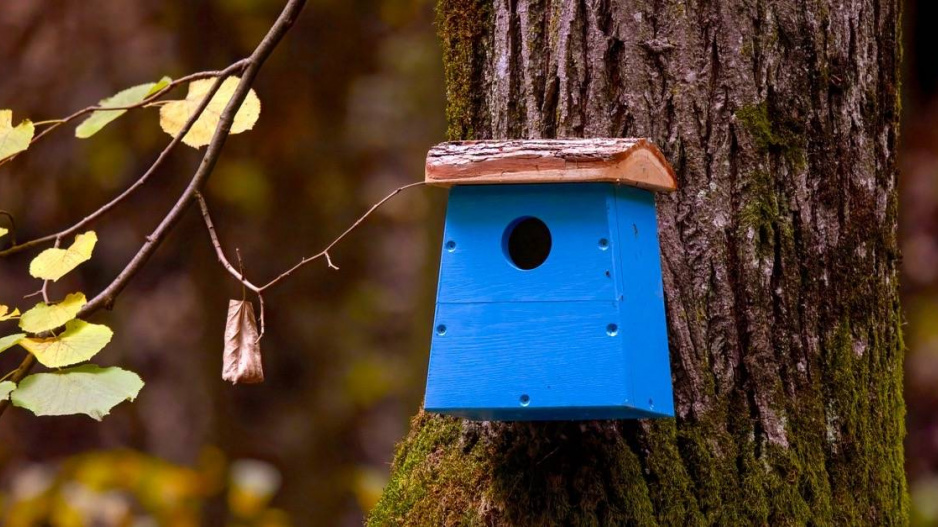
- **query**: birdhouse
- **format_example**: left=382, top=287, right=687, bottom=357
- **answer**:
left=423, top=139, right=677, bottom=421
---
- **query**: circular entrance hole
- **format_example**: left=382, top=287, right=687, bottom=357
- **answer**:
left=503, top=217, right=552, bottom=270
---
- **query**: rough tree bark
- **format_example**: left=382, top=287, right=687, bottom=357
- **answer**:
left=371, top=0, right=906, bottom=524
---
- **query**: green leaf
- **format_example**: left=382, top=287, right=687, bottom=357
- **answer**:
left=74, top=77, right=171, bottom=139
left=18, top=320, right=112, bottom=368
left=147, top=76, right=172, bottom=96
left=19, top=292, right=86, bottom=333
left=0, top=381, right=13, bottom=401
left=0, top=333, right=25, bottom=353
left=0, top=110, right=34, bottom=161
left=11, top=365, right=143, bottom=420
left=29, top=231, right=97, bottom=281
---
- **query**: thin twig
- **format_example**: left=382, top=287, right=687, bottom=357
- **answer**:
left=195, top=192, right=261, bottom=293
left=236, top=248, right=248, bottom=300
left=196, top=192, right=266, bottom=341
left=1, top=355, right=35, bottom=391
left=256, top=294, right=266, bottom=342
left=39, top=239, right=59, bottom=304
left=0, top=66, right=244, bottom=168
left=196, top=181, right=424, bottom=340
left=258, top=180, right=426, bottom=292
left=0, top=0, right=308, bottom=419
left=0, top=61, right=250, bottom=258
left=0, top=211, right=15, bottom=245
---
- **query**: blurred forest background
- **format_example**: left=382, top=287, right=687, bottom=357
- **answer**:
left=0, top=0, right=937, bottom=525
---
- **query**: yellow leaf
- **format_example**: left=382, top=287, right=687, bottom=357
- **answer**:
left=29, top=231, right=97, bottom=281
left=19, top=292, right=87, bottom=333
left=0, top=109, right=34, bottom=161
left=159, top=76, right=261, bottom=148
left=0, top=305, right=19, bottom=322
left=0, top=333, right=24, bottom=353
left=0, top=227, right=7, bottom=239
left=19, top=319, right=112, bottom=368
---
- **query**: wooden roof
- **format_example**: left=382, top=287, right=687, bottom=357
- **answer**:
left=425, top=138, right=677, bottom=192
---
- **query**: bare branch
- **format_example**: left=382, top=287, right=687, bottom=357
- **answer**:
left=0, top=61, right=250, bottom=258
left=0, top=0, right=308, bottom=419
left=0, top=211, right=15, bottom=245
left=258, top=181, right=426, bottom=292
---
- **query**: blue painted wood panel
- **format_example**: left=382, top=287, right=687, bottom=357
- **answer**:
left=427, top=301, right=628, bottom=414
left=425, top=183, right=674, bottom=421
left=437, top=184, right=618, bottom=303
left=612, top=185, right=674, bottom=417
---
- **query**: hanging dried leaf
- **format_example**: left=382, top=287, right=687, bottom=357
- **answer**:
left=223, top=300, right=264, bottom=384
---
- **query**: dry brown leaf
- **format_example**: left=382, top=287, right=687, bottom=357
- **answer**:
left=223, top=299, right=264, bottom=384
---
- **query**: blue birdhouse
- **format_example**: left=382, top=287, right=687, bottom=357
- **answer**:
left=423, top=139, right=677, bottom=421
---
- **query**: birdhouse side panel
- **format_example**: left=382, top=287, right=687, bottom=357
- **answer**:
left=611, top=186, right=674, bottom=417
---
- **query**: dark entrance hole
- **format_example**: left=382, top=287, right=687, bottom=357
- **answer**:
left=504, top=217, right=552, bottom=270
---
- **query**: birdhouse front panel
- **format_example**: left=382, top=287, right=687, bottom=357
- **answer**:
left=424, top=182, right=674, bottom=420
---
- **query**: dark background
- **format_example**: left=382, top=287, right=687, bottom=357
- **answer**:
left=0, top=0, right=936, bottom=524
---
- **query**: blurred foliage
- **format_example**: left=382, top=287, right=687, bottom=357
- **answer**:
left=902, top=1, right=938, bottom=525
left=0, top=448, right=291, bottom=526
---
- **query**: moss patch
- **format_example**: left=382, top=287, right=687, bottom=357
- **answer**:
left=368, top=412, right=489, bottom=526
left=436, top=0, right=492, bottom=140
left=738, top=170, right=792, bottom=257
left=735, top=102, right=805, bottom=167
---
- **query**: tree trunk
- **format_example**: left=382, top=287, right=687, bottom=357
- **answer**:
left=370, top=0, right=906, bottom=524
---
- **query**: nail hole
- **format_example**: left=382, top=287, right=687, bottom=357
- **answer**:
left=606, top=323, right=619, bottom=336
left=445, top=240, right=457, bottom=252
left=598, top=238, right=609, bottom=250
left=436, top=324, right=447, bottom=336
left=519, top=394, right=531, bottom=406
left=604, top=270, right=612, bottom=278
